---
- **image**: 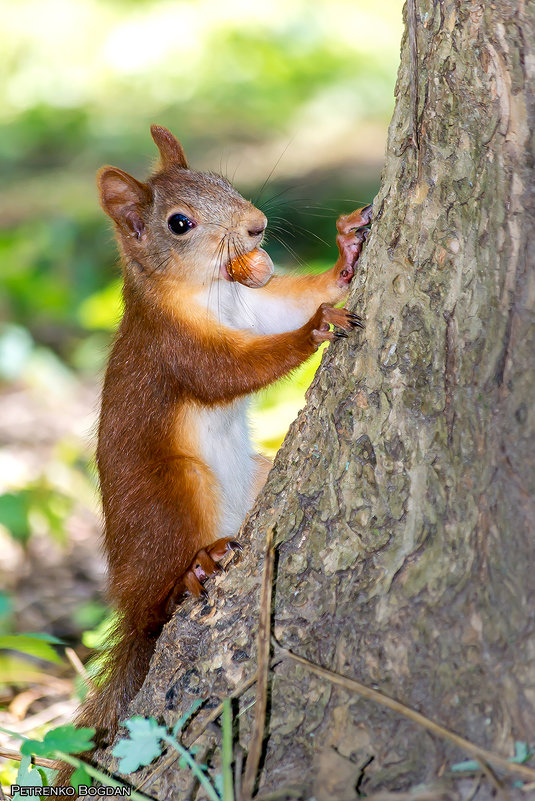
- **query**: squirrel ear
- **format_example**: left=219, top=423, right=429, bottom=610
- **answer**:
left=150, top=125, right=188, bottom=169
left=97, top=167, right=153, bottom=240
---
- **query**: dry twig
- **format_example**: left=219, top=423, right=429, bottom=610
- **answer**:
left=0, top=747, right=56, bottom=770
left=65, top=648, right=96, bottom=693
left=240, top=525, right=275, bottom=801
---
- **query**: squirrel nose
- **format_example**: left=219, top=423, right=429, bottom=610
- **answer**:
left=248, top=223, right=266, bottom=237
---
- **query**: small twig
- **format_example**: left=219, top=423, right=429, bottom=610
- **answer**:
left=184, top=654, right=283, bottom=748
left=65, top=648, right=96, bottom=693
left=222, top=699, right=235, bottom=801
left=360, top=792, right=450, bottom=801
left=407, top=0, right=420, bottom=151
left=464, top=778, right=482, bottom=801
left=137, top=629, right=284, bottom=790
left=477, top=759, right=513, bottom=801
left=276, top=645, right=535, bottom=783
left=0, top=746, right=56, bottom=769
left=240, top=525, right=275, bottom=801
left=136, top=669, right=261, bottom=792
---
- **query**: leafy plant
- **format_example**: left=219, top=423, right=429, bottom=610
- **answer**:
left=451, top=741, right=533, bottom=782
left=0, top=633, right=63, bottom=665
left=12, top=754, right=54, bottom=801
left=2, top=699, right=236, bottom=800
left=1, top=723, right=150, bottom=799
left=0, top=632, right=65, bottom=687
left=112, top=700, right=236, bottom=800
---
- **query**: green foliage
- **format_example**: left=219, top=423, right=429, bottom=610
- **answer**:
left=69, top=763, right=93, bottom=792
left=0, top=592, right=12, bottom=627
left=0, top=493, right=30, bottom=543
left=12, top=754, right=47, bottom=800
left=112, top=717, right=168, bottom=773
left=0, top=722, right=153, bottom=798
left=450, top=759, right=482, bottom=773
left=0, top=656, right=57, bottom=686
left=0, top=481, right=73, bottom=545
left=451, top=741, right=533, bottom=774
left=82, top=611, right=118, bottom=651
left=1, top=0, right=399, bottom=364
left=112, top=706, right=222, bottom=800
left=21, top=725, right=96, bottom=758
left=5, top=699, right=237, bottom=799
left=72, top=600, right=109, bottom=632
left=221, top=698, right=235, bottom=801
left=77, top=279, right=123, bottom=331
left=0, top=633, right=63, bottom=665
left=510, top=741, right=533, bottom=764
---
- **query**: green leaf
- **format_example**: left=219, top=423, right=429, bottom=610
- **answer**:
left=0, top=492, right=30, bottom=542
left=22, top=632, right=65, bottom=645
left=21, top=725, right=95, bottom=758
left=0, top=654, right=55, bottom=684
left=70, top=763, right=92, bottom=790
left=0, top=634, right=62, bottom=664
left=0, top=591, right=12, bottom=621
left=450, top=759, right=480, bottom=772
left=77, top=280, right=123, bottom=330
left=37, top=766, right=55, bottom=786
left=112, top=717, right=166, bottom=774
left=12, top=754, right=43, bottom=800
left=221, top=697, right=234, bottom=801
left=511, top=741, right=532, bottom=764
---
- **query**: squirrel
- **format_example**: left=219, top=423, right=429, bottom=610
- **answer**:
left=56, top=125, right=372, bottom=781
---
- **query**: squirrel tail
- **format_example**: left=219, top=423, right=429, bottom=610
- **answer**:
left=54, top=615, right=159, bottom=787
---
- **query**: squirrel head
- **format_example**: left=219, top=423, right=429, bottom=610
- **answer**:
left=97, top=125, right=270, bottom=292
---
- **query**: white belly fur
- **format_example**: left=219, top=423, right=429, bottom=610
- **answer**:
left=195, top=281, right=306, bottom=335
left=196, top=399, right=256, bottom=539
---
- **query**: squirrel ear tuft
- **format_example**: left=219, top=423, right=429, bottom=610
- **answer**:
left=97, top=167, right=152, bottom=240
left=150, top=125, right=188, bottom=169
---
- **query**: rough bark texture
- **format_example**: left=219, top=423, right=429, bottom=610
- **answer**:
left=105, top=1, right=535, bottom=798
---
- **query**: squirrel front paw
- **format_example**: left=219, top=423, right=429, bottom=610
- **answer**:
left=310, top=303, right=364, bottom=346
left=335, top=204, right=372, bottom=287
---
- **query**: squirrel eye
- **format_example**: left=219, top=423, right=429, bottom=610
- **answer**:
left=168, top=213, right=195, bottom=235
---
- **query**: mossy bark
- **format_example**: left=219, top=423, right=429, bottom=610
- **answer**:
left=110, top=1, right=535, bottom=797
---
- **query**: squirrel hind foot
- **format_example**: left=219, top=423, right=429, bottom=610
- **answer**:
left=168, top=537, right=243, bottom=607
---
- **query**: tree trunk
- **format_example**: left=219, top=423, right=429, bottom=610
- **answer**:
left=109, top=1, right=535, bottom=798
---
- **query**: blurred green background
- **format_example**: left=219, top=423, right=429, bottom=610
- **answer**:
left=0, top=0, right=402, bottom=646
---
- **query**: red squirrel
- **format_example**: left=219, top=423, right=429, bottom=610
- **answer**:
left=62, top=125, right=372, bottom=768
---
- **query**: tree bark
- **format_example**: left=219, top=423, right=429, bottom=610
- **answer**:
left=108, top=1, right=535, bottom=798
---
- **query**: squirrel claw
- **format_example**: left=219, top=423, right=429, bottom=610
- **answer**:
left=334, top=330, right=348, bottom=339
